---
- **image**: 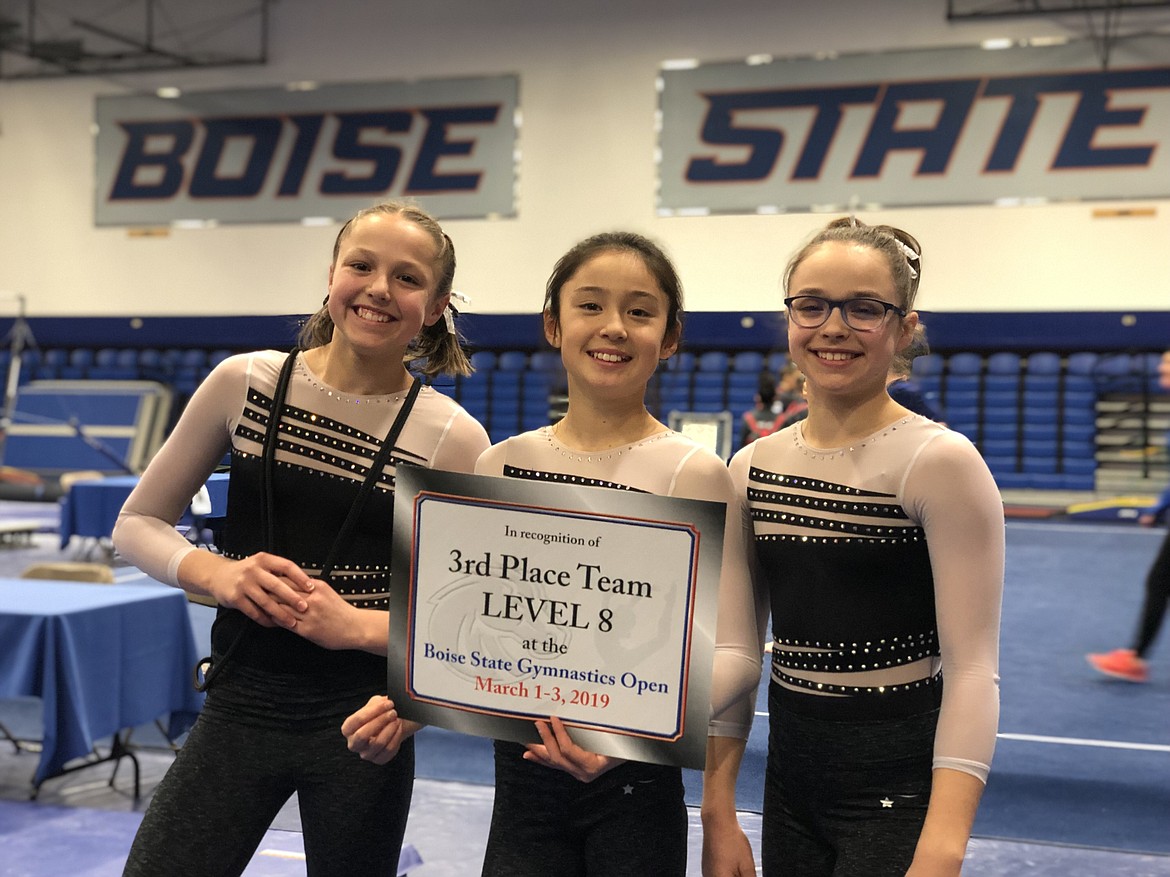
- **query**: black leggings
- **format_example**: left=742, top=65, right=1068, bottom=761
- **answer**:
left=480, top=740, right=687, bottom=877
left=123, top=672, right=414, bottom=877
left=1133, top=527, right=1170, bottom=658
left=762, top=687, right=938, bottom=877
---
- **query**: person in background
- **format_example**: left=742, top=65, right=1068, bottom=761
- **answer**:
left=772, top=361, right=805, bottom=416
left=1086, top=349, right=1170, bottom=683
left=886, top=323, right=943, bottom=421
left=741, top=370, right=781, bottom=446
left=704, top=217, right=1004, bottom=877
left=113, top=201, right=489, bottom=876
left=775, top=371, right=809, bottom=429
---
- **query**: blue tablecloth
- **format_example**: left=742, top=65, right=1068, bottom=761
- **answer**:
left=0, top=579, right=204, bottom=785
left=59, top=472, right=229, bottom=549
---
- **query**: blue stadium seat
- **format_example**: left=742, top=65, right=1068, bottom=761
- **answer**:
left=1063, top=389, right=1095, bottom=408
left=61, top=348, right=94, bottom=379
left=17, top=348, right=40, bottom=383
left=944, top=390, right=980, bottom=409
left=732, top=351, right=764, bottom=373
left=1023, top=389, right=1059, bottom=407
left=943, top=375, right=980, bottom=394
left=727, top=389, right=756, bottom=411
left=1023, top=439, right=1058, bottom=457
left=172, top=349, right=209, bottom=395
left=982, top=390, right=1018, bottom=408
left=207, top=349, right=234, bottom=374
left=33, top=348, right=67, bottom=381
left=944, top=405, right=980, bottom=425
left=982, top=439, right=1018, bottom=457
left=1023, top=422, right=1058, bottom=440
left=985, top=352, right=1021, bottom=375
left=495, top=350, right=528, bottom=371
left=470, top=351, right=497, bottom=372
left=1023, top=377, right=1059, bottom=397
left=765, top=351, right=789, bottom=374
left=692, top=372, right=725, bottom=391
left=949, top=422, right=980, bottom=442
left=89, top=347, right=137, bottom=380
left=946, top=352, right=983, bottom=375
left=992, top=471, right=1032, bottom=489
left=918, top=375, right=941, bottom=396
left=136, top=348, right=164, bottom=377
left=982, top=423, right=1018, bottom=441
left=697, top=351, right=729, bottom=372
left=690, top=396, right=727, bottom=413
left=1101, top=352, right=1138, bottom=376
left=983, top=375, right=1019, bottom=395
left=1095, top=353, right=1141, bottom=392
left=528, top=351, right=562, bottom=372
left=1025, top=352, right=1062, bottom=375
left=1065, top=351, right=1099, bottom=376
left=1138, top=352, right=1165, bottom=392
left=727, top=372, right=758, bottom=391
left=911, top=353, right=944, bottom=378
left=1022, top=456, right=1058, bottom=474
left=1061, top=439, right=1095, bottom=459
left=1063, top=422, right=1096, bottom=442
left=984, top=456, right=1019, bottom=474
left=982, top=407, right=1019, bottom=425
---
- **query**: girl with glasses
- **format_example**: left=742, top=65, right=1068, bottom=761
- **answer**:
left=704, top=217, right=1004, bottom=877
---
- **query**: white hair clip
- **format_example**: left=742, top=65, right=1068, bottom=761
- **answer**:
left=444, top=290, right=470, bottom=335
left=894, top=240, right=919, bottom=280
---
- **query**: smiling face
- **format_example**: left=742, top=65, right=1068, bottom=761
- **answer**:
left=786, top=241, right=917, bottom=404
left=325, top=212, right=450, bottom=361
left=545, top=248, right=679, bottom=405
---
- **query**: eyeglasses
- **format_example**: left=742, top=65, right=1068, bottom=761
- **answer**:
left=783, top=295, right=906, bottom=332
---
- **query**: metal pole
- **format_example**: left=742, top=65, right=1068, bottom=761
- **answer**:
left=0, top=294, right=35, bottom=467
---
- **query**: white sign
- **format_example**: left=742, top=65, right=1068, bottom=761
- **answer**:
left=389, top=467, right=726, bottom=769
left=659, top=36, right=1170, bottom=213
left=95, top=75, right=518, bottom=225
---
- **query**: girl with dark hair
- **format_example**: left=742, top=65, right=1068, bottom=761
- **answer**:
left=469, top=231, right=760, bottom=875
left=339, top=231, right=758, bottom=877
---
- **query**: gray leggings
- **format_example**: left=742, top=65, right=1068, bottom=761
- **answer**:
left=763, top=690, right=939, bottom=877
left=480, top=740, right=688, bottom=877
left=123, top=675, right=414, bottom=877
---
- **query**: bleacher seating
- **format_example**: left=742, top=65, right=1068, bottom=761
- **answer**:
left=0, top=343, right=1163, bottom=491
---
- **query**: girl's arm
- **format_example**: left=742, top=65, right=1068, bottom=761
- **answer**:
left=292, top=407, right=491, bottom=654
left=671, top=447, right=766, bottom=736
left=432, top=406, right=492, bottom=475
left=905, top=430, right=1005, bottom=874
left=693, top=446, right=770, bottom=877
left=701, top=734, right=756, bottom=877
left=113, top=354, right=317, bottom=628
left=113, top=356, right=246, bottom=587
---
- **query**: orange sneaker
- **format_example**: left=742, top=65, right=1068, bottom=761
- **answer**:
left=1087, top=649, right=1149, bottom=683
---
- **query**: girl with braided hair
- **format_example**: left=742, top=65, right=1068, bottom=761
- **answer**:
left=114, top=200, right=489, bottom=876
